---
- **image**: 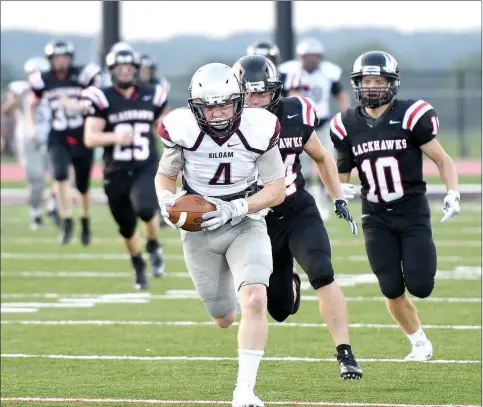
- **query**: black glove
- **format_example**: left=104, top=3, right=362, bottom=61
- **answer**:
left=334, top=199, right=358, bottom=237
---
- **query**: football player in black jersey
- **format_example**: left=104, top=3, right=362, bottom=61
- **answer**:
left=82, top=49, right=168, bottom=290
left=26, top=40, right=102, bottom=245
left=233, top=55, right=362, bottom=380
left=330, top=51, right=460, bottom=361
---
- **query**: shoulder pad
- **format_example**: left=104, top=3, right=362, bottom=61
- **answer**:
left=78, top=63, right=102, bottom=87
left=320, top=61, right=342, bottom=81
left=283, top=96, right=318, bottom=127
left=153, top=83, right=168, bottom=107
left=158, top=108, right=199, bottom=149
left=402, top=99, right=434, bottom=131
left=81, top=86, right=110, bottom=110
left=239, top=108, right=279, bottom=152
left=329, top=111, right=349, bottom=141
left=28, top=71, right=46, bottom=90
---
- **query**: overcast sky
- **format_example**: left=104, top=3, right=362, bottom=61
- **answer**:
left=1, top=1, right=481, bottom=41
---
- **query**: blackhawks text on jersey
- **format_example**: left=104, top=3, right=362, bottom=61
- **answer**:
left=82, top=83, right=168, bottom=174
left=28, top=64, right=102, bottom=143
left=271, top=95, right=320, bottom=207
left=330, top=99, right=439, bottom=204
left=157, top=107, right=283, bottom=199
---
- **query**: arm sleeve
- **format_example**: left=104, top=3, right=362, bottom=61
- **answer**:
left=329, top=113, right=355, bottom=173
left=158, top=144, right=184, bottom=177
left=256, top=146, right=285, bottom=184
left=409, top=109, right=439, bottom=147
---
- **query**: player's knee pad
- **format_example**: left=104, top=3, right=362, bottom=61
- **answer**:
left=307, top=257, right=335, bottom=290
left=119, top=221, right=137, bottom=239
left=406, top=279, right=434, bottom=299
left=137, top=207, right=156, bottom=223
left=54, top=170, right=69, bottom=182
left=203, top=295, right=237, bottom=319
left=267, top=288, right=293, bottom=323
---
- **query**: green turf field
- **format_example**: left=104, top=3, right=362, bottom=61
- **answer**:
left=0, top=201, right=481, bottom=407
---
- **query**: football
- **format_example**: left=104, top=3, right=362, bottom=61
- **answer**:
left=166, top=194, right=216, bottom=232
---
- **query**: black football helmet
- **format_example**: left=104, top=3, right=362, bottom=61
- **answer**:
left=351, top=51, right=400, bottom=108
left=105, top=49, right=141, bottom=89
left=246, top=41, right=280, bottom=65
left=232, top=55, right=282, bottom=113
left=44, top=40, right=75, bottom=60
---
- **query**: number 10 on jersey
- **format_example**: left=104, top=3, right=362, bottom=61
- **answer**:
left=361, top=156, right=404, bottom=203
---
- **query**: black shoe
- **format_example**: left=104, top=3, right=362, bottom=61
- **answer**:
left=30, top=216, right=43, bottom=231
left=291, top=272, right=301, bottom=315
left=61, top=219, right=73, bottom=245
left=81, top=218, right=91, bottom=246
left=134, top=260, right=149, bottom=290
left=148, top=246, right=165, bottom=278
left=336, top=350, right=363, bottom=380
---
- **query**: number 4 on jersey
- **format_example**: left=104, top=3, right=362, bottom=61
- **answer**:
left=209, top=163, right=233, bottom=185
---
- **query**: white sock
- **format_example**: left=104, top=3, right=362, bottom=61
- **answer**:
left=407, top=327, right=427, bottom=345
left=236, top=349, right=264, bottom=387
left=29, top=207, right=41, bottom=219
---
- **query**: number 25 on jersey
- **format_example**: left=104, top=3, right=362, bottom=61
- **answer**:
left=113, top=123, right=150, bottom=161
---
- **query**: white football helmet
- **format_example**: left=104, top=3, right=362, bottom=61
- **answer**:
left=188, top=63, right=245, bottom=137
left=110, top=41, right=134, bottom=53
left=24, top=57, right=50, bottom=77
left=296, top=38, right=325, bottom=57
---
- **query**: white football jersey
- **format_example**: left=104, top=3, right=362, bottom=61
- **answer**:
left=279, top=59, right=342, bottom=120
left=8, top=80, right=51, bottom=142
left=159, top=107, right=283, bottom=197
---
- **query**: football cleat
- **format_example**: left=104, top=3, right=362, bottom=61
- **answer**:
left=148, top=246, right=165, bottom=278
left=61, top=219, right=73, bottom=245
left=81, top=219, right=91, bottom=246
left=336, top=350, right=363, bottom=380
left=134, top=260, right=149, bottom=290
left=232, top=384, right=264, bottom=407
left=405, top=339, right=433, bottom=362
left=30, top=216, right=43, bottom=231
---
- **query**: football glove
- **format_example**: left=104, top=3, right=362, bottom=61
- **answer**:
left=341, top=183, right=356, bottom=200
left=201, top=197, right=249, bottom=232
left=158, top=190, right=187, bottom=230
left=334, top=199, right=358, bottom=237
left=441, top=189, right=460, bottom=223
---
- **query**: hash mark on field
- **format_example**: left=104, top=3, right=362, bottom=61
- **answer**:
left=1, top=353, right=480, bottom=364
left=1, top=320, right=480, bottom=331
left=0, top=397, right=480, bottom=407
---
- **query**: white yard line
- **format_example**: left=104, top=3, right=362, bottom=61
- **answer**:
left=1, top=292, right=480, bottom=303
left=0, top=397, right=480, bottom=407
left=1, top=320, right=480, bottom=330
left=1, top=353, right=480, bottom=365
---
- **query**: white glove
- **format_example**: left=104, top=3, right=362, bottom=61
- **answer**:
left=158, top=190, right=187, bottom=230
left=201, top=197, right=249, bottom=231
left=341, top=183, right=356, bottom=200
left=441, top=189, right=460, bottom=223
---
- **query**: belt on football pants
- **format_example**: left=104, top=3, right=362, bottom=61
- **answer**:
left=182, top=179, right=258, bottom=202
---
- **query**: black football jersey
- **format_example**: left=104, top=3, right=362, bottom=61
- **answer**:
left=29, top=64, right=102, bottom=142
left=271, top=95, right=320, bottom=209
left=82, top=83, right=168, bottom=175
left=330, top=99, right=439, bottom=205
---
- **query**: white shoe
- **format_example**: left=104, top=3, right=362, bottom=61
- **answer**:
left=405, top=339, right=433, bottom=361
left=232, top=384, right=264, bottom=407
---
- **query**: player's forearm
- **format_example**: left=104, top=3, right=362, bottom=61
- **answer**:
left=437, top=153, right=459, bottom=192
left=315, top=153, right=344, bottom=200
left=247, top=178, right=285, bottom=212
left=84, top=131, right=118, bottom=148
left=155, top=173, right=177, bottom=197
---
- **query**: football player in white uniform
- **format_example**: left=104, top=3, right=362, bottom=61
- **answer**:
left=279, top=38, right=351, bottom=220
left=2, top=57, right=59, bottom=230
left=155, top=63, right=286, bottom=407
